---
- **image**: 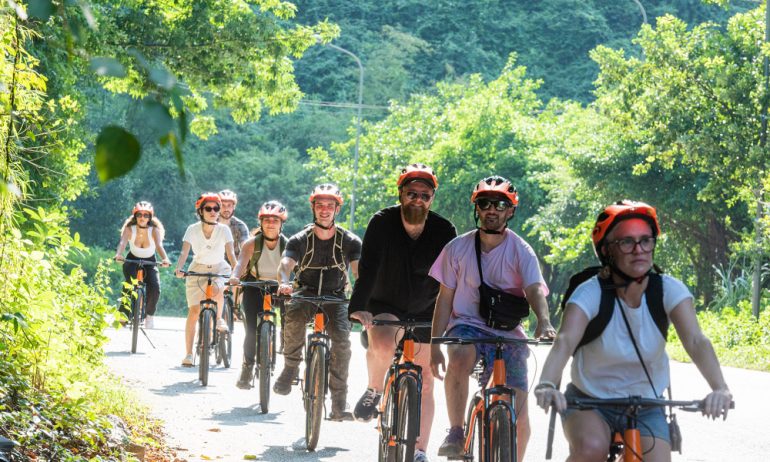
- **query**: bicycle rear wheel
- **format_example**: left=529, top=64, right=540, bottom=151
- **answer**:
left=199, top=309, right=213, bottom=386
left=305, top=344, right=327, bottom=451
left=257, top=320, right=273, bottom=414
left=131, top=288, right=144, bottom=354
left=487, top=405, right=513, bottom=462
left=392, top=374, right=419, bottom=462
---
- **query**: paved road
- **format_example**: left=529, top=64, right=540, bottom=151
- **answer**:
left=104, top=316, right=768, bottom=461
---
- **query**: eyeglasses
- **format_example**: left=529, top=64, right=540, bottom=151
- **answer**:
left=203, top=206, right=221, bottom=213
left=404, top=191, right=433, bottom=202
left=135, top=213, right=151, bottom=219
left=476, top=198, right=512, bottom=211
left=610, top=236, right=657, bottom=254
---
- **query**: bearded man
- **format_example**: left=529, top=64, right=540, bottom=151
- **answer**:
left=349, top=164, right=456, bottom=462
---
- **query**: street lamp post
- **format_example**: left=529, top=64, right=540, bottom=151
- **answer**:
left=319, top=40, right=364, bottom=232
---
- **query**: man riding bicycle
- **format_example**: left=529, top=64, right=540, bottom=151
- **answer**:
left=534, top=201, right=732, bottom=462
left=218, top=189, right=249, bottom=258
left=230, top=201, right=289, bottom=389
left=274, top=184, right=362, bottom=421
left=349, top=163, right=456, bottom=462
left=429, top=176, right=556, bottom=461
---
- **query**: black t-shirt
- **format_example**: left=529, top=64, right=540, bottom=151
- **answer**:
left=349, top=205, right=456, bottom=320
left=284, top=225, right=362, bottom=295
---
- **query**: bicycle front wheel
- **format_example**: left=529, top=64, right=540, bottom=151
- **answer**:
left=257, top=320, right=273, bottom=414
left=393, top=374, right=419, bottom=462
left=305, top=344, right=327, bottom=451
left=465, top=396, right=483, bottom=462
left=131, top=288, right=144, bottom=354
left=378, top=375, right=395, bottom=462
left=199, top=309, right=213, bottom=386
left=487, top=405, right=513, bottom=462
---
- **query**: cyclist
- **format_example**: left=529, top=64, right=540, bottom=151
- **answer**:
left=175, top=192, right=237, bottom=367
left=429, top=176, right=556, bottom=461
left=114, top=201, right=171, bottom=329
left=274, top=184, right=362, bottom=421
left=534, top=200, right=732, bottom=462
left=218, top=189, right=249, bottom=258
left=349, top=164, right=456, bottom=462
left=230, top=201, right=289, bottom=389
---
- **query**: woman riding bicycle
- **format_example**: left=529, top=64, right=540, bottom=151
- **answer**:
left=114, top=201, right=171, bottom=328
left=175, top=192, right=237, bottom=367
left=230, top=201, right=289, bottom=389
left=534, top=200, right=733, bottom=462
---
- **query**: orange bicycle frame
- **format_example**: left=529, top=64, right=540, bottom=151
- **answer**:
left=379, top=333, right=418, bottom=448
left=314, top=311, right=325, bottom=333
left=262, top=292, right=273, bottom=321
left=620, top=429, right=642, bottom=462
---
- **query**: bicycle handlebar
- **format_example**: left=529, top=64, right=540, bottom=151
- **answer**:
left=566, top=396, right=735, bottom=412
left=431, top=336, right=553, bottom=346
left=275, top=294, right=349, bottom=306
left=236, top=280, right=280, bottom=289
left=371, top=319, right=433, bottom=329
left=122, top=259, right=163, bottom=266
left=181, top=271, right=230, bottom=278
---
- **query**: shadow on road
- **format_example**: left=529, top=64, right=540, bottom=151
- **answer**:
left=207, top=406, right=283, bottom=426
left=149, top=380, right=216, bottom=396
left=257, top=442, right=350, bottom=461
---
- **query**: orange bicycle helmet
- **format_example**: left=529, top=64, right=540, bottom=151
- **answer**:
left=132, top=201, right=154, bottom=217
left=218, top=189, right=238, bottom=204
left=592, top=200, right=661, bottom=261
left=309, top=183, right=343, bottom=205
left=195, top=192, right=222, bottom=210
left=258, top=201, right=288, bottom=222
left=470, top=176, right=519, bottom=205
left=397, top=163, right=439, bottom=189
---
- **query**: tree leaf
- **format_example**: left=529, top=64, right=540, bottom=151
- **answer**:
left=142, top=100, right=174, bottom=135
left=149, top=66, right=177, bottom=90
left=28, top=0, right=55, bottom=20
left=89, top=57, right=126, bottom=78
left=95, top=126, right=141, bottom=183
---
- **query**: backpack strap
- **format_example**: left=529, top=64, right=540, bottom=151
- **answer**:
left=646, top=272, right=669, bottom=340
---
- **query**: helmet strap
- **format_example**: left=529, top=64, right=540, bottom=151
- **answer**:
left=263, top=235, right=278, bottom=242
left=314, top=220, right=334, bottom=231
left=137, top=224, right=149, bottom=229
left=473, top=209, right=507, bottom=235
left=199, top=211, right=217, bottom=226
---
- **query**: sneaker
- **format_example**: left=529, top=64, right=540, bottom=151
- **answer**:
left=236, top=365, right=254, bottom=389
left=144, top=315, right=154, bottom=329
left=216, top=318, right=228, bottom=332
left=353, top=388, right=382, bottom=422
left=273, top=366, right=298, bottom=395
left=181, top=354, right=194, bottom=367
left=329, top=400, right=354, bottom=422
left=414, top=449, right=429, bottom=462
left=437, top=426, right=465, bottom=459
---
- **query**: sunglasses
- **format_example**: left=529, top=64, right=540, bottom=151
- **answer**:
left=404, top=191, right=433, bottom=202
left=135, top=213, right=151, bottom=219
left=476, top=198, right=512, bottom=211
left=609, top=236, right=656, bottom=254
left=203, top=206, right=221, bottom=213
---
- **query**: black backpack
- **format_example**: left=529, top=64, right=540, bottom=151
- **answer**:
left=561, top=267, right=668, bottom=352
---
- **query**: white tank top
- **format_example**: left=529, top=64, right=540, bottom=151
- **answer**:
left=129, top=225, right=156, bottom=258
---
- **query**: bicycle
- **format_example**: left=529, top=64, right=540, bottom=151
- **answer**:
left=121, top=258, right=161, bottom=354
left=238, top=279, right=280, bottom=414
left=372, top=319, right=432, bottom=462
left=561, top=395, right=734, bottom=462
left=431, top=335, right=552, bottom=462
left=182, top=271, right=230, bottom=386
left=278, top=294, right=348, bottom=451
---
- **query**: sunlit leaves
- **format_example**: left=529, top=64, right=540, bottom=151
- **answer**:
left=94, top=126, right=141, bottom=182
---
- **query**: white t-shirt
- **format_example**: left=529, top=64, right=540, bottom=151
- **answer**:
left=568, top=275, right=693, bottom=398
left=429, top=229, right=549, bottom=338
left=182, top=222, right=233, bottom=265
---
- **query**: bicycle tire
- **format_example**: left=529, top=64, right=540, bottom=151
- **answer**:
left=305, top=344, right=327, bottom=451
left=199, top=309, right=212, bottom=386
left=219, top=302, right=232, bottom=368
left=465, top=396, right=483, bottom=462
left=393, top=374, right=419, bottom=462
left=487, top=405, right=513, bottom=462
left=131, top=288, right=144, bottom=354
left=378, top=374, right=395, bottom=462
left=258, top=320, right=273, bottom=414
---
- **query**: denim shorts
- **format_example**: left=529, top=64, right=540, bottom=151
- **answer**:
left=446, top=324, right=529, bottom=391
left=562, top=384, right=670, bottom=443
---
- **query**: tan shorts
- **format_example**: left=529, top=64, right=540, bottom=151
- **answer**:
left=185, top=261, right=231, bottom=307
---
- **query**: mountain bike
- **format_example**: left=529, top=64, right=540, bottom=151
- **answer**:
left=122, top=258, right=161, bottom=354
left=280, top=294, right=348, bottom=451
left=182, top=271, right=230, bottom=386
left=373, top=319, right=432, bottom=462
left=563, top=395, right=734, bottom=462
left=431, top=335, right=552, bottom=462
left=216, top=285, right=237, bottom=369
left=238, top=279, right=280, bottom=413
